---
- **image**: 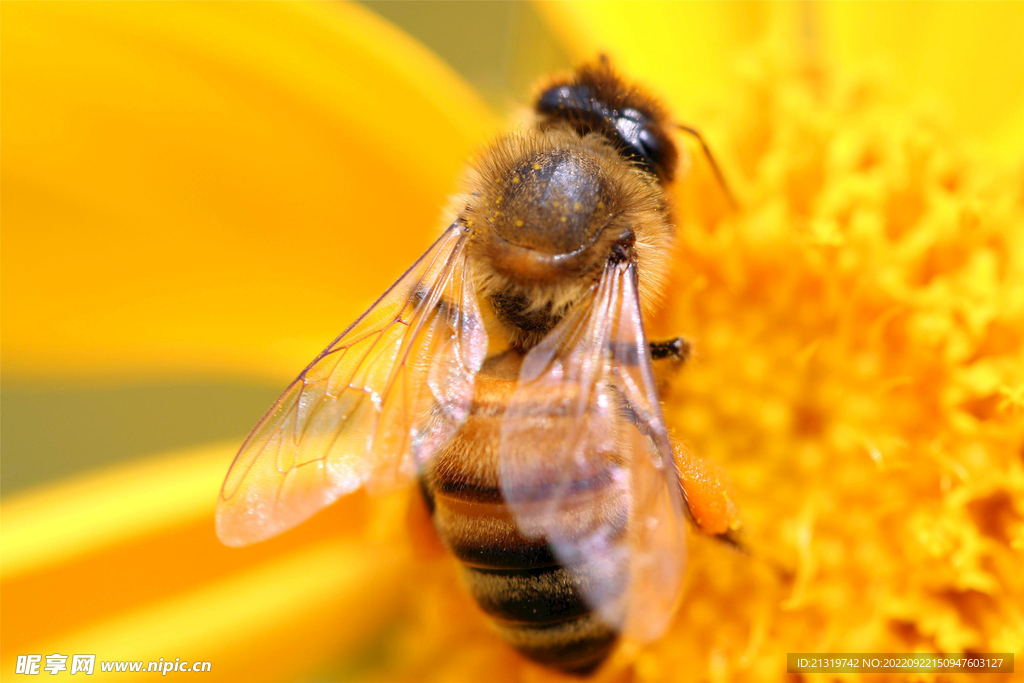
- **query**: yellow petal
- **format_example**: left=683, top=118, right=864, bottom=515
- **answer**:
left=2, top=1, right=496, bottom=382
left=19, top=541, right=406, bottom=682
left=0, top=442, right=412, bottom=680
left=817, top=1, right=1024, bottom=162
left=535, top=0, right=777, bottom=114
left=1, top=443, right=231, bottom=579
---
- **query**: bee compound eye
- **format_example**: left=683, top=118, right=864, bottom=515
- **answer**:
left=614, top=108, right=664, bottom=176
left=537, top=85, right=594, bottom=117
left=637, top=127, right=665, bottom=169
left=537, top=86, right=571, bottom=114
left=536, top=88, right=673, bottom=180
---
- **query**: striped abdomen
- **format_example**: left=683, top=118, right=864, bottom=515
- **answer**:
left=421, top=352, right=628, bottom=675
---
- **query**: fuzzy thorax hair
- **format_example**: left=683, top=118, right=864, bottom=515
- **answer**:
left=452, top=126, right=675, bottom=348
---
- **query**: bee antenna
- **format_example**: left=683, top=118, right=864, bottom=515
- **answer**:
left=675, top=123, right=739, bottom=211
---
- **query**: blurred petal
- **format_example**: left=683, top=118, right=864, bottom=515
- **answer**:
left=1, top=443, right=412, bottom=680
left=2, top=443, right=230, bottom=579
left=818, top=1, right=1024, bottom=162
left=30, top=541, right=404, bottom=682
left=1, top=1, right=496, bottom=382
left=535, top=1, right=766, bottom=108
left=537, top=1, right=1022, bottom=158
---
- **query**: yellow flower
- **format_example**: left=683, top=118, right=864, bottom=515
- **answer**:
left=2, top=2, right=1022, bottom=682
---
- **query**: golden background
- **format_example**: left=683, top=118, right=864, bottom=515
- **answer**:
left=2, top=2, right=1022, bottom=681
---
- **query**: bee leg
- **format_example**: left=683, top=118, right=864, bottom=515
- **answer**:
left=710, top=527, right=749, bottom=554
left=649, top=336, right=691, bottom=364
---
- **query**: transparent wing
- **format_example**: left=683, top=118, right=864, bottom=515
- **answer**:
left=217, top=224, right=487, bottom=547
left=498, top=256, right=686, bottom=641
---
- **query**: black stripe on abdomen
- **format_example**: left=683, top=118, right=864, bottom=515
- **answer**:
left=459, top=559, right=625, bottom=675
left=488, top=608, right=619, bottom=675
left=461, top=558, right=626, bottom=624
left=423, top=479, right=628, bottom=675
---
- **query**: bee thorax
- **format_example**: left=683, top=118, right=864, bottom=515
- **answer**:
left=489, top=149, right=612, bottom=256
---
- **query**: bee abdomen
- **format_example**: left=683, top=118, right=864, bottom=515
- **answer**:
left=425, top=454, right=629, bottom=675
left=461, top=558, right=625, bottom=623
left=454, top=546, right=626, bottom=675
left=488, top=609, right=619, bottom=675
left=421, top=362, right=630, bottom=674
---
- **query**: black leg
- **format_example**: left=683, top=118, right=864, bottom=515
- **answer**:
left=649, top=336, right=691, bottom=364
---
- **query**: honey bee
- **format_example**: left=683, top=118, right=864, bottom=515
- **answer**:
left=217, top=57, right=740, bottom=675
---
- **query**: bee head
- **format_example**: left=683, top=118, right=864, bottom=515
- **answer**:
left=535, top=57, right=678, bottom=183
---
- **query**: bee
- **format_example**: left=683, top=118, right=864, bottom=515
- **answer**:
left=217, top=57, right=740, bottom=675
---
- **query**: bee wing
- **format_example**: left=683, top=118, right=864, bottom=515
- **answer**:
left=217, top=224, right=487, bottom=547
left=498, top=256, right=686, bottom=642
